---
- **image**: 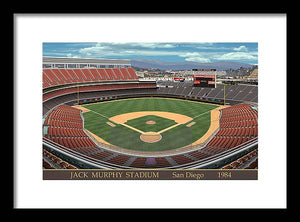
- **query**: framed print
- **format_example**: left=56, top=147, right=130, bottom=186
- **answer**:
left=14, top=13, right=287, bottom=209
left=42, top=42, right=258, bottom=180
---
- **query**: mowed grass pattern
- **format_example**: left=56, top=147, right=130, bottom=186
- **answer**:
left=82, top=98, right=218, bottom=151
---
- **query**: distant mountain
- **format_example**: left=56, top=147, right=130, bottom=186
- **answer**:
left=131, top=58, right=254, bottom=71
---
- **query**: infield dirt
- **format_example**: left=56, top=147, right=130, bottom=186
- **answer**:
left=72, top=105, right=90, bottom=113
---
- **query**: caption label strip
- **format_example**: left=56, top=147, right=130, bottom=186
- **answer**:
left=43, top=169, right=257, bottom=180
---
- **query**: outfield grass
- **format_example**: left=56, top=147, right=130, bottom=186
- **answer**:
left=82, top=98, right=218, bottom=151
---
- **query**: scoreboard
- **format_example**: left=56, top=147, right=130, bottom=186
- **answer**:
left=193, top=75, right=216, bottom=88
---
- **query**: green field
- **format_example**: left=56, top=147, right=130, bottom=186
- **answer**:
left=82, top=98, right=218, bottom=152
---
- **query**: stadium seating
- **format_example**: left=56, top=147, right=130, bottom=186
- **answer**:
left=43, top=149, right=77, bottom=169
left=106, top=154, right=131, bottom=165
left=221, top=149, right=258, bottom=169
left=44, top=105, right=101, bottom=156
left=201, top=104, right=258, bottom=155
left=89, top=150, right=113, bottom=160
left=43, top=66, right=258, bottom=169
left=43, top=82, right=156, bottom=102
left=156, top=81, right=258, bottom=103
left=187, top=150, right=211, bottom=160
left=125, top=157, right=173, bottom=168
left=43, top=68, right=139, bottom=89
left=154, top=157, right=172, bottom=168
left=129, top=158, right=147, bottom=168
left=43, top=102, right=258, bottom=169
left=171, top=155, right=194, bottom=165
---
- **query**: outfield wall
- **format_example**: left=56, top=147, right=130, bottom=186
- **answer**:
left=43, top=82, right=257, bottom=115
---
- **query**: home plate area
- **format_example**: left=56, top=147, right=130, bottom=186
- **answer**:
left=109, top=111, right=193, bottom=144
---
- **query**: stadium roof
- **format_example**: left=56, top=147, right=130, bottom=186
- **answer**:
left=43, top=57, right=131, bottom=65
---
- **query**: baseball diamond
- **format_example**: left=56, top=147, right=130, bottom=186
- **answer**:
left=124, top=115, right=178, bottom=133
left=81, top=98, right=219, bottom=152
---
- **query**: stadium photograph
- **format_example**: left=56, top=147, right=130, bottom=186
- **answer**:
left=42, top=42, right=258, bottom=180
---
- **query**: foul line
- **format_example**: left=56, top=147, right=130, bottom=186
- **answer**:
left=88, top=110, right=112, bottom=121
left=120, top=123, right=145, bottom=134
left=157, top=123, right=181, bottom=134
left=191, top=108, right=216, bottom=119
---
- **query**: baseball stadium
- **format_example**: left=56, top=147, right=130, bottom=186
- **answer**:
left=42, top=57, right=258, bottom=170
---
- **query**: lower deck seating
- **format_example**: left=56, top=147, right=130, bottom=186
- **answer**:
left=201, top=103, right=258, bottom=155
left=171, top=155, right=194, bottom=165
left=43, top=105, right=102, bottom=157
left=221, top=149, right=258, bottom=169
left=43, top=149, right=77, bottom=169
left=106, top=155, right=131, bottom=165
left=129, top=158, right=147, bottom=168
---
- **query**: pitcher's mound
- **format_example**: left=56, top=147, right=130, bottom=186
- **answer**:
left=146, top=121, right=156, bottom=125
left=140, top=132, right=162, bottom=143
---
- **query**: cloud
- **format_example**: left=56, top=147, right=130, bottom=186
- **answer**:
left=99, top=42, right=176, bottom=49
left=79, top=43, right=255, bottom=63
left=233, top=45, right=248, bottom=51
left=132, top=43, right=176, bottom=48
left=66, top=53, right=80, bottom=58
left=43, top=42, right=258, bottom=64
left=78, top=43, right=178, bottom=58
left=214, top=51, right=257, bottom=61
left=178, top=52, right=211, bottom=63
left=185, top=57, right=211, bottom=63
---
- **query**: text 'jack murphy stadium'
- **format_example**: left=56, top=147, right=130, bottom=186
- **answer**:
left=42, top=57, right=258, bottom=170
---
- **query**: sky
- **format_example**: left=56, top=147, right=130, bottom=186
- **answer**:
left=43, top=42, right=258, bottom=65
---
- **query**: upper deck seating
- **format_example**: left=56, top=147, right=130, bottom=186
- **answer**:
left=43, top=68, right=139, bottom=89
